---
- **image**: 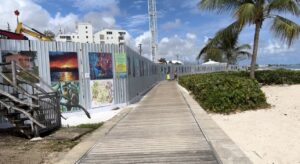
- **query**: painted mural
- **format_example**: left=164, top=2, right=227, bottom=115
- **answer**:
left=1, top=50, right=39, bottom=83
left=89, top=52, right=113, bottom=80
left=90, top=80, right=113, bottom=108
left=115, top=52, right=127, bottom=78
left=51, top=81, right=80, bottom=112
left=49, top=51, right=79, bottom=82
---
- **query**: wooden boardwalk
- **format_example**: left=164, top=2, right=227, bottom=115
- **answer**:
left=79, top=81, right=219, bottom=164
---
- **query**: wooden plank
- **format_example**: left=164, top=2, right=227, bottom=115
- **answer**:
left=79, top=81, right=218, bottom=164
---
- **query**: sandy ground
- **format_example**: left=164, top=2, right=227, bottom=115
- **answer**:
left=211, top=85, right=300, bottom=164
left=62, top=104, right=126, bottom=126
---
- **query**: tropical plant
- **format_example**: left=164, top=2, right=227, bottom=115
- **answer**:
left=44, top=30, right=55, bottom=40
left=199, top=0, right=300, bottom=78
left=158, top=57, right=167, bottom=64
left=197, top=22, right=251, bottom=65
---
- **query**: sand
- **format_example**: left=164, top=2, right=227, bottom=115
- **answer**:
left=210, top=85, right=300, bottom=164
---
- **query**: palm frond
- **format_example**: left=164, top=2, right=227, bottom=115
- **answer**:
left=198, top=0, right=243, bottom=13
left=268, top=0, right=300, bottom=16
left=210, top=21, right=243, bottom=47
left=235, top=44, right=251, bottom=51
left=235, top=3, right=256, bottom=25
left=271, top=15, right=300, bottom=46
left=237, top=50, right=252, bottom=57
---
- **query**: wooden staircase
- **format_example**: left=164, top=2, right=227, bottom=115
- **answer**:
left=0, top=61, right=61, bottom=138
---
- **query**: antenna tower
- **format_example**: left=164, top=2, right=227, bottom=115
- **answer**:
left=148, top=0, right=158, bottom=62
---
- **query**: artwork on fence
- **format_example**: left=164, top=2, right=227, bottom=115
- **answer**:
left=51, top=81, right=80, bottom=112
left=90, top=80, right=113, bottom=108
left=49, top=51, right=79, bottom=82
left=89, top=52, right=113, bottom=80
left=115, top=52, right=127, bottom=78
left=1, top=50, right=39, bottom=82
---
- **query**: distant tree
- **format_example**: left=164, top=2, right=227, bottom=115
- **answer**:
left=199, top=0, right=300, bottom=78
left=158, top=58, right=167, bottom=64
left=44, top=30, right=55, bottom=40
left=197, top=22, right=251, bottom=65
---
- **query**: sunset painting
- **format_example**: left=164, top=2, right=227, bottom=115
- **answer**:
left=49, top=51, right=79, bottom=82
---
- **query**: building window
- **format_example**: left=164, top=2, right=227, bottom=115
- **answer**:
left=106, top=31, right=112, bottom=35
left=86, top=26, right=88, bottom=29
left=77, top=36, right=79, bottom=39
left=86, top=36, right=88, bottom=38
left=100, top=34, right=104, bottom=40
left=86, top=31, right=88, bottom=33
left=73, top=36, right=74, bottom=38
left=111, top=37, right=113, bottom=39
left=107, top=37, right=109, bottom=39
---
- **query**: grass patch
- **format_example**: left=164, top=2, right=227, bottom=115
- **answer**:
left=179, top=73, right=269, bottom=114
left=47, top=140, right=80, bottom=152
left=75, top=123, right=104, bottom=130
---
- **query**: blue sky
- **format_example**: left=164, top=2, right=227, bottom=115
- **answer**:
left=1, top=0, right=300, bottom=64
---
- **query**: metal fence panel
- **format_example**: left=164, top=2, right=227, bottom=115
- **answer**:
left=0, top=39, right=247, bottom=126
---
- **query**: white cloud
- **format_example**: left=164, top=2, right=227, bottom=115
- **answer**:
left=0, top=0, right=50, bottom=31
left=0, top=0, right=80, bottom=36
left=161, top=19, right=182, bottom=30
left=0, top=0, right=121, bottom=36
left=49, top=12, right=79, bottom=32
left=124, top=14, right=148, bottom=28
left=83, top=12, right=116, bottom=31
left=186, top=33, right=196, bottom=40
left=203, top=36, right=210, bottom=43
left=128, top=32, right=200, bottom=62
left=263, top=40, right=295, bottom=55
left=73, top=0, right=120, bottom=15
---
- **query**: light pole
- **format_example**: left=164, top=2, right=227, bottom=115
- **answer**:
left=138, top=44, right=142, bottom=56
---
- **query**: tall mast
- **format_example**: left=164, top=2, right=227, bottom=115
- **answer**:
left=148, top=0, right=158, bottom=62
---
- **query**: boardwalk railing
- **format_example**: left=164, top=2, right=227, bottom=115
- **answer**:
left=0, top=39, right=246, bottom=127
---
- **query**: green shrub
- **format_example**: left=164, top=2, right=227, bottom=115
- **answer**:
left=179, top=73, right=269, bottom=114
left=227, top=69, right=300, bottom=85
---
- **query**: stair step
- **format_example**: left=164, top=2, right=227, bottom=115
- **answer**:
left=4, top=112, right=20, bottom=118
left=12, top=117, right=29, bottom=123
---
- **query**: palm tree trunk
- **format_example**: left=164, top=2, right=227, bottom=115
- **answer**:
left=250, top=22, right=262, bottom=78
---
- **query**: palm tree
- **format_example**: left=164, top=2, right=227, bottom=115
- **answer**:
left=158, top=58, right=167, bottom=64
left=44, top=30, right=55, bottom=40
left=197, top=22, right=251, bottom=65
left=199, top=0, right=300, bottom=78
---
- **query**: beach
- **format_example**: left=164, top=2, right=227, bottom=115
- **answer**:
left=211, top=85, right=300, bottom=164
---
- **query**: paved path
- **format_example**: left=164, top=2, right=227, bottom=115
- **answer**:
left=78, top=81, right=218, bottom=164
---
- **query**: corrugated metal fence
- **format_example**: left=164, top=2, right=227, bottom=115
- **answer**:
left=0, top=39, right=246, bottom=126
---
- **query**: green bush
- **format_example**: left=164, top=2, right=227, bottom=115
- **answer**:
left=228, top=69, right=300, bottom=85
left=179, top=73, right=269, bottom=114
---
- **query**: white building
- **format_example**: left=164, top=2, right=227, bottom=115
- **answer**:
left=56, top=23, right=126, bottom=45
left=56, top=23, right=93, bottom=43
left=94, top=29, right=126, bottom=45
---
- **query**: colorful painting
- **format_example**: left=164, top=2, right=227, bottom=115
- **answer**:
left=51, top=81, right=80, bottom=112
left=89, top=52, right=113, bottom=80
left=90, top=80, right=113, bottom=108
left=115, top=52, right=127, bottom=78
left=1, top=50, right=39, bottom=83
left=49, top=51, right=79, bottom=82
